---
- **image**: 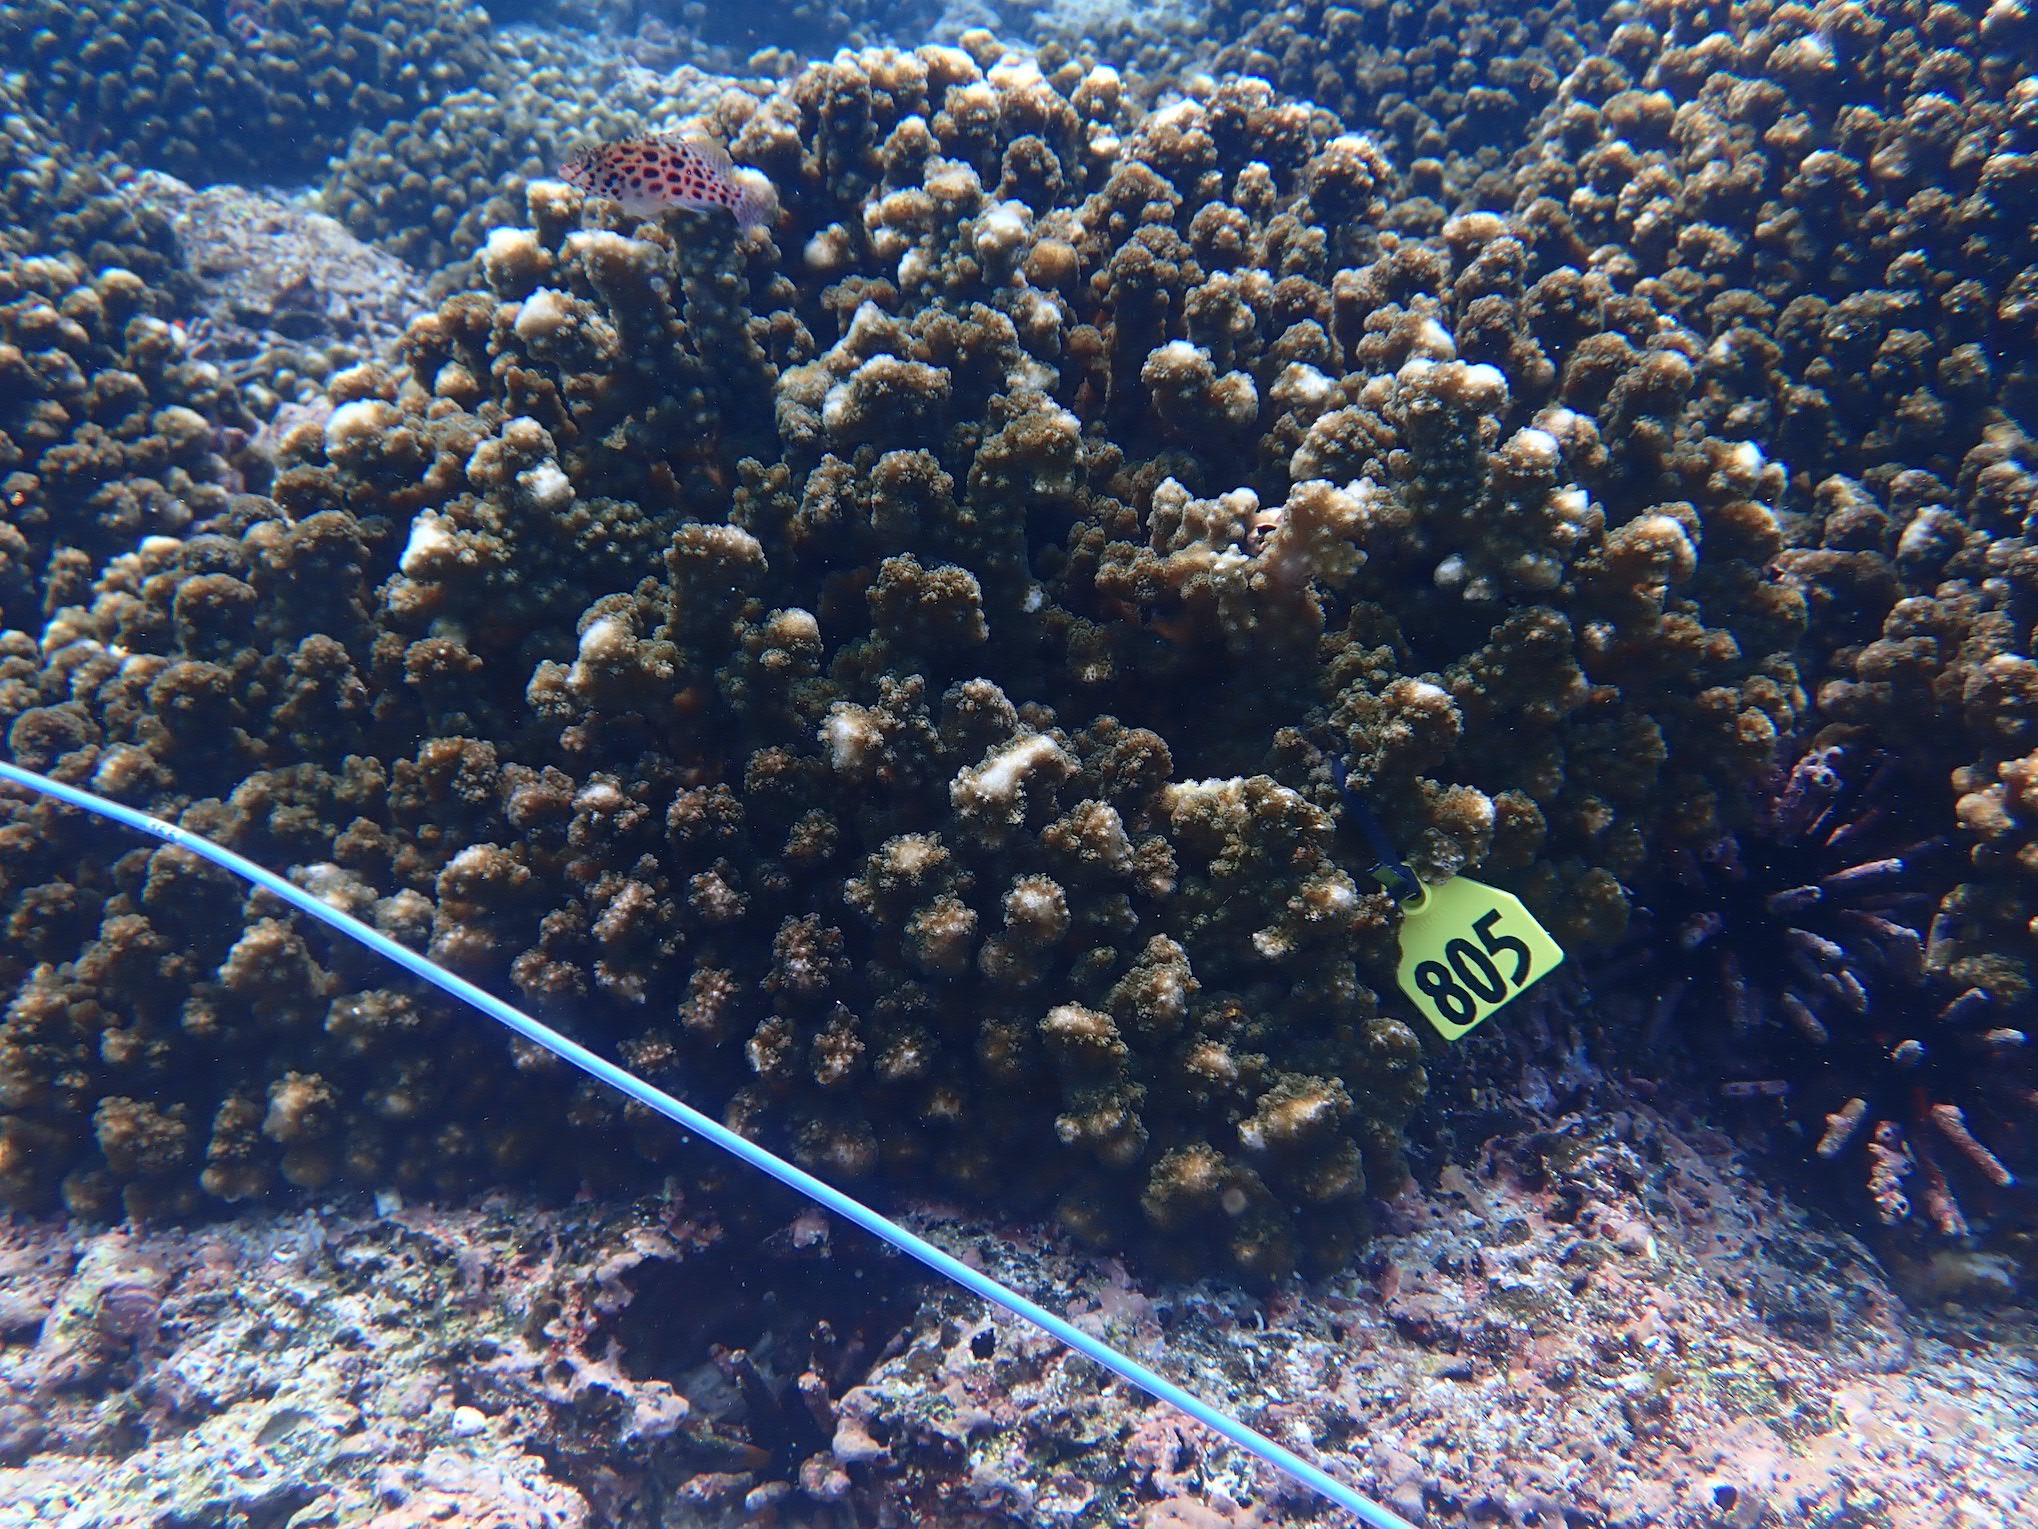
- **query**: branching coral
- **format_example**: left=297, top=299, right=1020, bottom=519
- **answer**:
left=5, top=2, right=2038, bottom=1273
left=0, top=0, right=493, bottom=185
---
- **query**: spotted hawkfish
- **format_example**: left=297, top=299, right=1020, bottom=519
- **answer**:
left=560, top=135, right=773, bottom=236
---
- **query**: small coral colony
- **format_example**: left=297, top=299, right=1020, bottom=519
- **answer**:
left=0, top=0, right=2032, bottom=1284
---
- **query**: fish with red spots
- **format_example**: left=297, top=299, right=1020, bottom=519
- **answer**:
left=560, top=134, right=775, bottom=236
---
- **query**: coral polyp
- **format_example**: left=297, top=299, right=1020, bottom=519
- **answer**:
left=1635, top=743, right=2032, bottom=1236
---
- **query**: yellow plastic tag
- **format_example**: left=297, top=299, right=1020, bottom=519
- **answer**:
left=1394, top=876, right=1565, bottom=1040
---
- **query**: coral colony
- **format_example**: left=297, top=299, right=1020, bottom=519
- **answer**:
left=0, top=0, right=2034, bottom=1306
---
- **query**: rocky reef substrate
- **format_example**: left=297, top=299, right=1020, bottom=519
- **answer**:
left=0, top=1071, right=2028, bottom=1529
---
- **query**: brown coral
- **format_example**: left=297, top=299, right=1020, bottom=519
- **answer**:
left=7, top=2, right=2037, bottom=1273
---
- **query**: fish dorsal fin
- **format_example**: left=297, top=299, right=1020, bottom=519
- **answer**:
left=682, top=134, right=734, bottom=174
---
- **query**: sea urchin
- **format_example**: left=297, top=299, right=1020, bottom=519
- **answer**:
left=1632, top=744, right=2032, bottom=1237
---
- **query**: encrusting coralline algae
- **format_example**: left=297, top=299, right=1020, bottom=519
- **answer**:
left=0, top=0, right=2035, bottom=1293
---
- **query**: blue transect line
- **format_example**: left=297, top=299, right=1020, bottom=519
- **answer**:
left=0, top=758, right=1421, bottom=1529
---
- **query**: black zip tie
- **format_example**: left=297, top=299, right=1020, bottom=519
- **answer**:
left=1330, top=755, right=1423, bottom=904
